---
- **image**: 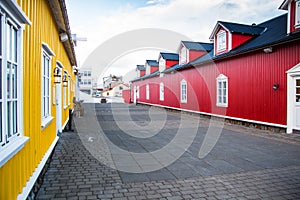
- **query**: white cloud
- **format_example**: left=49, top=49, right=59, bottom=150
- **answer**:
left=69, top=0, right=286, bottom=83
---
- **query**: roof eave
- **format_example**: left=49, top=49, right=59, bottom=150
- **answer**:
left=48, top=0, right=77, bottom=67
left=279, top=0, right=291, bottom=10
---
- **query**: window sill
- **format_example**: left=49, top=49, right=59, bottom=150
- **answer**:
left=294, top=24, right=300, bottom=29
left=181, top=100, right=187, bottom=104
left=0, top=136, right=29, bottom=168
left=216, top=103, right=228, bottom=108
left=41, top=116, right=54, bottom=129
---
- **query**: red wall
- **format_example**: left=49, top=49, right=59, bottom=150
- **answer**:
left=231, top=34, right=253, bottom=49
left=166, top=60, right=178, bottom=69
left=150, top=66, right=159, bottom=73
left=189, top=50, right=206, bottom=62
left=132, top=41, right=300, bottom=126
left=122, top=89, right=131, bottom=103
left=140, top=71, right=146, bottom=77
left=289, top=1, right=300, bottom=33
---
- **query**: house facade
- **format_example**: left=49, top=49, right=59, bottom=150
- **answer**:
left=131, top=0, right=300, bottom=134
left=0, top=0, right=77, bottom=199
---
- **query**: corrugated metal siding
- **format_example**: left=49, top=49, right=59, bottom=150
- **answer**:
left=132, top=41, right=300, bottom=126
left=0, top=0, right=76, bottom=199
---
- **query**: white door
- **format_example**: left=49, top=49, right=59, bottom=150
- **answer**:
left=294, top=77, right=300, bottom=130
left=56, top=71, right=62, bottom=135
left=133, top=86, right=137, bottom=104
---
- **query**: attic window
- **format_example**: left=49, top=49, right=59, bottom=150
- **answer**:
left=296, top=0, right=300, bottom=27
left=217, top=30, right=226, bottom=52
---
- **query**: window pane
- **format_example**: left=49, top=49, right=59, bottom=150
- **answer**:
left=0, top=15, right=2, bottom=56
left=6, top=23, right=11, bottom=60
left=296, top=79, right=300, bottom=87
left=12, top=64, right=17, bottom=98
left=296, top=87, right=300, bottom=95
left=0, top=60, right=2, bottom=99
left=7, top=62, right=11, bottom=99
left=13, top=101, right=17, bottom=134
left=0, top=103, right=2, bottom=143
left=12, top=27, right=17, bottom=62
left=7, top=102, right=11, bottom=138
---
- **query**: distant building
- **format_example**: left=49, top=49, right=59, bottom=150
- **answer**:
left=102, top=83, right=130, bottom=97
left=78, top=68, right=93, bottom=94
left=103, top=75, right=123, bottom=90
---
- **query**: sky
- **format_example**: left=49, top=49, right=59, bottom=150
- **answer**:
left=66, top=0, right=286, bottom=84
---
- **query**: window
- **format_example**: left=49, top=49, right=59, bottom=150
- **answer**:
left=1, top=16, right=20, bottom=146
left=216, top=74, right=228, bottom=107
left=0, top=1, right=30, bottom=166
left=146, top=63, right=150, bottom=75
left=41, top=46, right=54, bottom=125
left=159, top=57, right=166, bottom=72
left=146, top=84, right=150, bottom=100
left=68, top=76, right=71, bottom=105
left=217, top=30, right=226, bottom=52
left=160, top=82, right=164, bottom=101
left=180, top=46, right=187, bottom=65
left=296, top=0, right=300, bottom=27
left=87, top=71, right=91, bottom=76
left=180, top=80, right=187, bottom=103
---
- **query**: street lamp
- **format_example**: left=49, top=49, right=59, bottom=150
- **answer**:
left=54, top=66, right=61, bottom=84
left=63, top=71, right=68, bottom=87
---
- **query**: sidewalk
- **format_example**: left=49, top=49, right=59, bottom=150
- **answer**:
left=36, top=103, right=300, bottom=199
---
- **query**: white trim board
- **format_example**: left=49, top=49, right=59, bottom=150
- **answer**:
left=138, top=102, right=287, bottom=129
left=17, top=136, right=59, bottom=200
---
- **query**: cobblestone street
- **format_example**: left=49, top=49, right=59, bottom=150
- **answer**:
left=36, top=103, right=300, bottom=199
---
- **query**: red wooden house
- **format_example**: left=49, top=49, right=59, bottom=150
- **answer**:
left=130, top=0, right=300, bottom=133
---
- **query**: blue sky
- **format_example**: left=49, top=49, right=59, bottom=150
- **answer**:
left=66, top=0, right=285, bottom=83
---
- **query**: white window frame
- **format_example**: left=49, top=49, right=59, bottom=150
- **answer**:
left=160, top=82, right=164, bottom=101
left=41, top=44, right=54, bottom=127
left=180, top=80, right=187, bottom=103
left=146, top=63, right=150, bottom=75
left=216, top=74, right=228, bottom=107
left=146, top=84, right=150, bottom=100
left=68, top=76, right=71, bottom=106
left=180, top=46, right=187, bottom=65
left=295, top=0, right=300, bottom=27
left=159, top=57, right=166, bottom=72
left=0, top=1, right=30, bottom=167
left=217, top=30, right=226, bottom=52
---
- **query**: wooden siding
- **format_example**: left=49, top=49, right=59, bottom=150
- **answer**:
left=132, top=41, right=300, bottom=126
left=0, top=0, right=76, bottom=199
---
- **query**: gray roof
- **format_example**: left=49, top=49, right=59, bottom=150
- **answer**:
left=146, top=60, right=159, bottom=66
left=160, top=52, right=179, bottom=61
left=182, top=41, right=213, bottom=51
left=136, top=65, right=145, bottom=71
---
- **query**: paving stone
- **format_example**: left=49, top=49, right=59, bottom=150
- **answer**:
left=35, top=103, right=300, bottom=200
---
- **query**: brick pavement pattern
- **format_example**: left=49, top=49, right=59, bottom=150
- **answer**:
left=36, top=103, right=300, bottom=199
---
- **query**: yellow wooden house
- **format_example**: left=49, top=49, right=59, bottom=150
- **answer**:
left=0, top=0, right=77, bottom=199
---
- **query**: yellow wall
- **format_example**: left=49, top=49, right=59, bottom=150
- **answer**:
left=0, top=0, right=76, bottom=199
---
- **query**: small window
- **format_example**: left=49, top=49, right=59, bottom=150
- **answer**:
left=180, top=46, right=187, bottom=65
left=217, top=30, right=226, bottom=52
left=146, top=84, right=150, bottom=100
left=296, top=1, right=300, bottom=27
left=68, top=76, right=71, bottom=106
left=159, top=57, right=166, bottom=72
left=216, top=74, right=228, bottom=107
left=180, top=80, right=187, bottom=103
left=160, top=82, right=164, bottom=101
left=41, top=48, right=52, bottom=123
left=87, top=71, right=91, bottom=76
